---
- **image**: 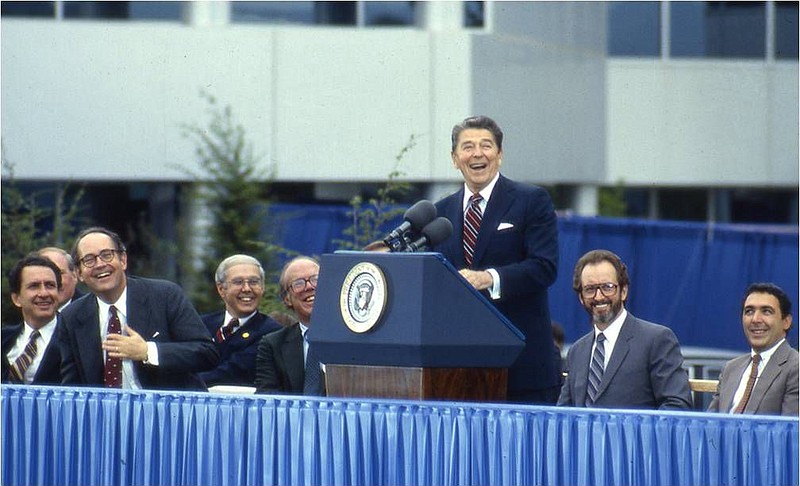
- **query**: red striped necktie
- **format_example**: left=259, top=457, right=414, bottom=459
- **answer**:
left=463, top=193, right=483, bottom=267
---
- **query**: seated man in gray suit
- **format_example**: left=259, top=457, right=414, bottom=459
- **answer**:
left=557, top=249, right=692, bottom=410
left=254, top=256, right=323, bottom=396
left=708, top=282, right=799, bottom=415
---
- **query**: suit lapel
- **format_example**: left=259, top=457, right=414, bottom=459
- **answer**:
left=747, top=342, right=790, bottom=413
left=473, top=176, right=513, bottom=267
left=75, top=299, right=104, bottom=383
left=719, top=356, right=750, bottom=412
left=440, top=189, right=466, bottom=268
left=126, top=278, right=153, bottom=338
left=282, top=325, right=304, bottom=391
left=572, top=335, right=593, bottom=405
left=596, top=316, right=633, bottom=399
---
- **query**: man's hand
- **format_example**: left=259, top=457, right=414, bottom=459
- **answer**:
left=458, top=269, right=493, bottom=291
left=103, top=326, right=149, bottom=362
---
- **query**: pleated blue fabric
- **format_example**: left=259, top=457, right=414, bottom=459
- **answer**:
left=2, top=385, right=797, bottom=486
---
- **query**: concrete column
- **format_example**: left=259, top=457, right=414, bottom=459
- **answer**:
left=416, top=1, right=463, bottom=31
left=574, top=185, right=599, bottom=217
left=182, top=1, right=230, bottom=27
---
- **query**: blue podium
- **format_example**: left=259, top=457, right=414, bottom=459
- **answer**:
left=309, top=252, right=525, bottom=401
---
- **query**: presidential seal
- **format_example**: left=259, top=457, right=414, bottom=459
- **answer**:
left=339, top=262, right=387, bottom=333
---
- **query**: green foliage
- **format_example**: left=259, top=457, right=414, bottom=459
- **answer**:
left=336, top=134, right=418, bottom=250
left=598, top=181, right=628, bottom=217
left=180, top=92, right=288, bottom=315
left=1, top=159, right=85, bottom=322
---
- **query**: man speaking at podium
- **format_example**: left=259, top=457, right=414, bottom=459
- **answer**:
left=433, top=115, right=561, bottom=404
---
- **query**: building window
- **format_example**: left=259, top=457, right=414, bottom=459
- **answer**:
left=608, top=2, right=661, bottom=56
left=231, top=2, right=319, bottom=25
left=671, top=1, right=766, bottom=58
left=775, top=1, right=799, bottom=59
left=363, top=1, right=415, bottom=26
left=464, top=1, right=484, bottom=28
left=1, top=1, right=54, bottom=17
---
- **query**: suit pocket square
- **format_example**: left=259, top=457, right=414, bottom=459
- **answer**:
left=497, top=222, right=514, bottom=231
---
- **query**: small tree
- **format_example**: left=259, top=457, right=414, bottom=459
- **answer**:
left=336, top=134, right=418, bottom=250
left=1, top=158, right=85, bottom=321
left=181, top=92, right=287, bottom=314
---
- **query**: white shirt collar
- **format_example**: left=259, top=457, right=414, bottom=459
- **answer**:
left=594, top=307, right=628, bottom=344
left=225, top=310, right=256, bottom=327
left=753, top=338, right=785, bottom=363
left=96, top=286, right=128, bottom=330
left=461, top=172, right=501, bottom=211
left=23, top=316, right=58, bottom=342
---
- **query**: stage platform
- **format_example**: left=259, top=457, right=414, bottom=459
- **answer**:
left=2, top=385, right=797, bottom=486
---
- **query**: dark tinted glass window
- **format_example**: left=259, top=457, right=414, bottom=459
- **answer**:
left=464, top=1, right=484, bottom=28
left=128, top=2, right=181, bottom=21
left=608, top=2, right=661, bottom=56
left=231, top=1, right=355, bottom=25
left=64, top=1, right=128, bottom=19
left=671, top=2, right=766, bottom=58
left=231, top=1, right=315, bottom=24
left=1, top=1, right=54, bottom=17
left=364, top=1, right=415, bottom=26
left=775, top=1, right=799, bottom=59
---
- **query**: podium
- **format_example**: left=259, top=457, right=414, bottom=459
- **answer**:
left=309, top=252, right=524, bottom=401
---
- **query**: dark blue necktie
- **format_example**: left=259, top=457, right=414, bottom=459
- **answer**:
left=585, top=333, right=606, bottom=406
left=303, top=330, right=323, bottom=396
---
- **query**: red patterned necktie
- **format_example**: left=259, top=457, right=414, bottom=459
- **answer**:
left=104, top=306, right=123, bottom=388
left=463, top=193, right=483, bottom=267
left=733, top=353, right=762, bottom=413
left=9, top=330, right=41, bottom=383
left=216, top=318, right=239, bottom=343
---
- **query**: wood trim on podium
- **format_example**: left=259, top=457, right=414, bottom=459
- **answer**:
left=325, top=365, right=508, bottom=402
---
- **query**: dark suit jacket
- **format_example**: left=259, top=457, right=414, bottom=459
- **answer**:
left=59, top=276, right=219, bottom=391
left=557, top=313, right=693, bottom=410
left=433, top=174, right=560, bottom=394
left=1, top=318, right=63, bottom=385
left=254, top=323, right=304, bottom=394
left=199, top=310, right=281, bottom=387
left=707, top=340, right=799, bottom=415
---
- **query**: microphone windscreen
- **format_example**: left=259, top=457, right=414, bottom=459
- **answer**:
left=421, top=217, right=453, bottom=247
left=404, top=200, right=437, bottom=231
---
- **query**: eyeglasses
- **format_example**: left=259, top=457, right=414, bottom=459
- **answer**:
left=287, top=274, right=319, bottom=293
left=79, top=249, right=120, bottom=268
left=226, top=278, right=263, bottom=289
left=580, top=283, right=619, bottom=299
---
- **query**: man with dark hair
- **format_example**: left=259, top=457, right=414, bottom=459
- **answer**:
left=433, top=115, right=561, bottom=404
left=557, top=249, right=692, bottom=410
left=59, top=226, right=219, bottom=390
left=38, top=246, right=83, bottom=310
left=200, top=254, right=281, bottom=388
left=2, top=255, right=63, bottom=384
left=255, top=256, right=323, bottom=395
left=708, top=282, right=798, bottom=415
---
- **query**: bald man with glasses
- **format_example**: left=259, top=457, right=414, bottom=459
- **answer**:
left=255, top=256, right=323, bottom=395
left=557, top=249, right=692, bottom=410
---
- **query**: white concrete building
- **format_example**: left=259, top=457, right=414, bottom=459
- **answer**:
left=2, top=1, right=797, bottom=236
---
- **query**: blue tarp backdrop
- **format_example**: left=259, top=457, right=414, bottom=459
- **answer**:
left=268, top=204, right=799, bottom=351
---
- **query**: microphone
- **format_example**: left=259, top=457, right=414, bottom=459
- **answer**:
left=405, top=217, right=454, bottom=252
left=382, top=200, right=437, bottom=252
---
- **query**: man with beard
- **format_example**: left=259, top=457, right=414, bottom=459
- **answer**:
left=557, top=249, right=692, bottom=410
left=199, top=255, right=281, bottom=388
left=254, top=256, right=323, bottom=395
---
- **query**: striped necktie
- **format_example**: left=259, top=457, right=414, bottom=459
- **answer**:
left=463, top=193, right=483, bottom=267
left=216, top=318, right=239, bottom=343
left=9, top=330, right=41, bottom=384
left=733, top=353, right=762, bottom=413
left=585, top=333, right=606, bottom=406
